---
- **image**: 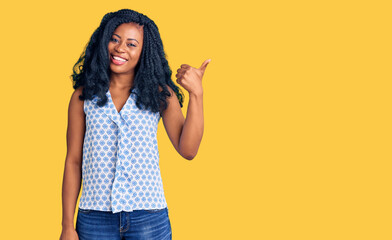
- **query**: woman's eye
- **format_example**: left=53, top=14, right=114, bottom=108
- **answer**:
left=110, top=38, right=118, bottom=42
left=128, top=43, right=136, bottom=47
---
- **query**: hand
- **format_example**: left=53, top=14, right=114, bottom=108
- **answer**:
left=59, top=228, right=79, bottom=240
left=175, top=59, right=211, bottom=96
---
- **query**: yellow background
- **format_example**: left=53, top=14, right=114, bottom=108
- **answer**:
left=0, top=0, right=391, bottom=239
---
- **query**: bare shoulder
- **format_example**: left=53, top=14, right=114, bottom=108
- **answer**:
left=66, top=86, right=85, bottom=164
left=159, top=85, right=179, bottom=115
left=72, top=86, right=84, bottom=101
left=69, top=86, right=85, bottom=116
left=158, top=85, right=175, bottom=96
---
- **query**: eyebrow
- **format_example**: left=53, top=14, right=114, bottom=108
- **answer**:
left=113, top=33, right=139, bottom=43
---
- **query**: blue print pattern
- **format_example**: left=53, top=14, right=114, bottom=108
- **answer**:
left=78, top=88, right=168, bottom=213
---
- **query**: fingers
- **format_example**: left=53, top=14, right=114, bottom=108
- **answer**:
left=176, top=73, right=183, bottom=84
left=175, top=72, right=182, bottom=79
left=177, top=68, right=187, bottom=74
left=176, top=59, right=211, bottom=85
left=176, top=66, right=189, bottom=83
left=175, top=72, right=184, bottom=85
left=180, top=64, right=191, bottom=69
left=199, top=59, right=211, bottom=71
left=175, top=68, right=183, bottom=84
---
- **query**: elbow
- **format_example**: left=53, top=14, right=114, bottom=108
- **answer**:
left=180, top=149, right=197, bottom=160
left=178, top=143, right=200, bottom=160
left=184, top=154, right=196, bottom=160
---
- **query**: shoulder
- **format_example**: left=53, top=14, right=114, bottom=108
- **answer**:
left=158, top=85, right=178, bottom=116
left=70, top=86, right=84, bottom=102
left=158, top=85, right=175, bottom=96
left=69, top=86, right=85, bottom=114
left=158, top=85, right=178, bottom=107
left=73, top=86, right=84, bottom=97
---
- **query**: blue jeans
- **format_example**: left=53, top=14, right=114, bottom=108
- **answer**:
left=75, top=207, right=172, bottom=240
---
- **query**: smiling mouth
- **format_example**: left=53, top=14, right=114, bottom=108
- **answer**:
left=110, top=55, right=128, bottom=65
left=111, top=55, right=128, bottom=61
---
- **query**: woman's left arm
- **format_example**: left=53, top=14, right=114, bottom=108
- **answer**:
left=161, top=59, right=211, bottom=160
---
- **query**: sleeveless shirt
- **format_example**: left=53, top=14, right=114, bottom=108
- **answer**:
left=78, top=88, right=168, bottom=213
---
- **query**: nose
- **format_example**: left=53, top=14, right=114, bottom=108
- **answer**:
left=114, top=41, right=126, bottom=52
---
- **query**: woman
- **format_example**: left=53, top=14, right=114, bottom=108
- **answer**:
left=60, top=8, right=210, bottom=240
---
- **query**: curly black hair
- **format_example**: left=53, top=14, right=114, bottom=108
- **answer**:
left=71, top=9, right=184, bottom=116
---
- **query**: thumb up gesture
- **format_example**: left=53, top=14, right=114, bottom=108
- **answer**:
left=175, top=59, right=211, bottom=96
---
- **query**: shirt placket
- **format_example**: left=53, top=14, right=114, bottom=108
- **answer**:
left=110, top=113, right=133, bottom=213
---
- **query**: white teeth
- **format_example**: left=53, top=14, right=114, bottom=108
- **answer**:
left=113, top=56, right=127, bottom=62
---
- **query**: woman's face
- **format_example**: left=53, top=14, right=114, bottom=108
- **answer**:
left=108, top=22, right=144, bottom=75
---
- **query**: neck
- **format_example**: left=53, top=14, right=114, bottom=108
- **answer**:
left=109, top=72, right=135, bottom=90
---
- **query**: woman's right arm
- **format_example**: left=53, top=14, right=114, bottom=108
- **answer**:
left=60, top=86, right=85, bottom=239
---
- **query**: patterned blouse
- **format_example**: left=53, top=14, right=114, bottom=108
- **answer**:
left=78, top=88, right=168, bottom=213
